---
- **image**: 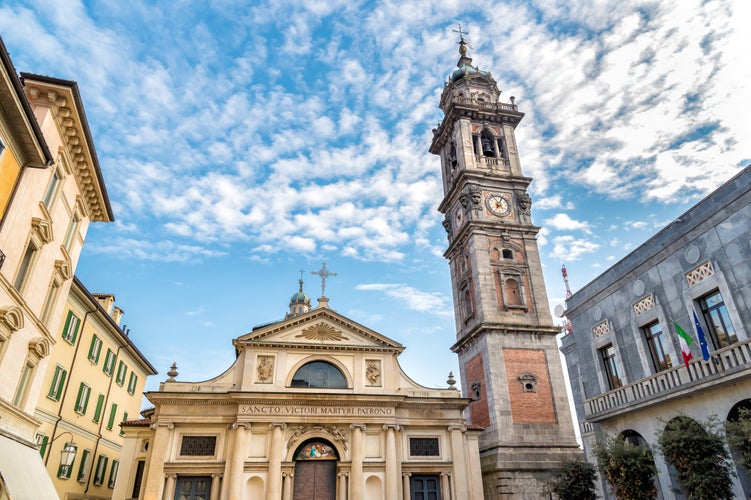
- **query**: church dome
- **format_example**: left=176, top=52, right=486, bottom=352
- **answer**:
left=286, top=278, right=311, bottom=319
left=290, top=289, right=310, bottom=305
left=450, top=63, right=492, bottom=82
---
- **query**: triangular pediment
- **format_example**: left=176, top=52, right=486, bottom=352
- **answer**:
left=236, top=308, right=403, bottom=352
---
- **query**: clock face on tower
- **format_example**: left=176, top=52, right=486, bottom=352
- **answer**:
left=485, top=193, right=511, bottom=217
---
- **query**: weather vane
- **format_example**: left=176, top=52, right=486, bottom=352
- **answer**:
left=311, top=262, right=337, bottom=297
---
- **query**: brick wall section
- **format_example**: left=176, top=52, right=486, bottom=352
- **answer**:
left=503, top=348, right=557, bottom=424
left=464, top=354, right=490, bottom=428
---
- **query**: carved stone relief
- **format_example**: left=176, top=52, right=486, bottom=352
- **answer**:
left=365, top=359, right=381, bottom=386
left=256, top=355, right=274, bottom=383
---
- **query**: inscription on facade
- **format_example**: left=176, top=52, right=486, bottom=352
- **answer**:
left=239, top=405, right=393, bottom=416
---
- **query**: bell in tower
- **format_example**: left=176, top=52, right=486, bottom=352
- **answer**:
left=431, top=27, right=583, bottom=498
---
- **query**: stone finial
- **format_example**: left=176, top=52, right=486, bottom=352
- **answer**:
left=166, top=362, right=178, bottom=382
left=447, top=371, right=457, bottom=390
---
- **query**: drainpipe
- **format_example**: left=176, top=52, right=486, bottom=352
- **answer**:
left=85, top=342, right=124, bottom=493
left=44, top=305, right=97, bottom=465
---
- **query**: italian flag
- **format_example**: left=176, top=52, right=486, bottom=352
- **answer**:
left=674, top=322, right=694, bottom=368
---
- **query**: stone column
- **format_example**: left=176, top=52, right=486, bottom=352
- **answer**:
left=402, top=472, right=411, bottom=500
left=440, top=472, right=451, bottom=500
left=464, top=430, right=483, bottom=500
left=449, top=425, right=468, bottom=500
left=338, top=472, right=348, bottom=500
left=143, top=422, right=173, bottom=500
left=265, top=423, right=287, bottom=500
left=210, top=473, right=222, bottom=500
left=383, top=424, right=400, bottom=500
left=282, top=471, right=293, bottom=500
left=227, top=422, right=251, bottom=500
left=162, top=473, right=177, bottom=500
left=349, top=424, right=366, bottom=500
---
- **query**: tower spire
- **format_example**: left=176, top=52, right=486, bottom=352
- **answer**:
left=452, top=23, right=473, bottom=67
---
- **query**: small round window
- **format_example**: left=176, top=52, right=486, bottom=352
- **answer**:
left=290, top=361, right=347, bottom=389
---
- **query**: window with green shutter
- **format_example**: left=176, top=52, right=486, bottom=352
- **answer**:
left=77, top=449, right=91, bottom=482
left=127, top=372, right=138, bottom=395
left=47, top=365, right=67, bottom=401
left=103, top=349, right=115, bottom=376
left=116, top=361, right=127, bottom=386
left=61, top=311, right=81, bottom=345
left=107, top=403, right=118, bottom=430
left=87, top=335, right=102, bottom=364
left=74, top=382, right=91, bottom=415
left=35, top=433, right=49, bottom=458
left=108, top=459, right=119, bottom=488
left=93, top=393, right=105, bottom=423
left=120, top=412, right=128, bottom=436
left=93, top=455, right=108, bottom=485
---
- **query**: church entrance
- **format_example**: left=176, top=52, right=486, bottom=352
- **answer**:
left=292, top=440, right=338, bottom=500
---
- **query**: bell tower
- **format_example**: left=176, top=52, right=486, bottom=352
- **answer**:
left=430, top=34, right=581, bottom=497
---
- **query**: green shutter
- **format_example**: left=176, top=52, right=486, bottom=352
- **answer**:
left=93, top=394, right=105, bottom=423
left=107, top=403, right=118, bottom=430
left=62, top=311, right=81, bottom=344
left=56, top=369, right=67, bottom=400
left=38, top=435, right=49, bottom=458
left=94, top=455, right=108, bottom=485
left=75, top=383, right=84, bottom=413
left=47, top=366, right=62, bottom=399
left=77, top=449, right=90, bottom=482
left=128, top=373, right=138, bottom=394
left=120, top=412, right=128, bottom=436
left=108, top=459, right=119, bottom=488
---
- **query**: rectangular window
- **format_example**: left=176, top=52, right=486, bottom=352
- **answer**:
left=56, top=444, right=77, bottom=479
left=102, top=349, right=116, bottom=376
left=132, top=460, right=146, bottom=498
left=409, top=437, right=440, bottom=456
left=62, top=214, right=80, bottom=252
left=12, top=361, right=34, bottom=407
left=47, top=364, right=67, bottom=401
left=13, top=242, right=37, bottom=291
left=643, top=322, right=671, bottom=372
left=42, top=168, right=62, bottom=208
left=77, top=449, right=91, bottom=482
left=120, top=412, right=128, bottom=436
left=127, top=372, right=138, bottom=395
left=700, top=290, right=738, bottom=348
left=107, top=403, right=118, bottom=430
left=180, top=436, right=217, bottom=456
left=93, top=455, right=108, bottom=485
left=92, top=393, right=105, bottom=423
left=88, top=335, right=102, bottom=364
left=35, top=433, right=49, bottom=459
left=40, top=281, right=61, bottom=325
left=61, top=311, right=81, bottom=345
left=74, top=382, right=91, bottom=415
left=599, top=344, right=622, bottom=390
left=116, top=361, right=127, bottom=386
left=108, top=459, right=119, bottom=488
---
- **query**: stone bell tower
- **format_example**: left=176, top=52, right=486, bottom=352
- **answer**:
left=430, top=34, right=581, bottom=498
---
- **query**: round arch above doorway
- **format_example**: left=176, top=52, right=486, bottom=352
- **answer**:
left=292, top=438, right=340, bottom=500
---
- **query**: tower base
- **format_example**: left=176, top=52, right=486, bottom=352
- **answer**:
left=481, top=445, right=584, bottom=499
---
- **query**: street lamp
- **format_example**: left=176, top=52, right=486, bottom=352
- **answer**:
left=58, top=440, right=77, bottom=477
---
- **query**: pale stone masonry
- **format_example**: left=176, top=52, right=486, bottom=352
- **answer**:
left=561, top=165, right=751, bottom=498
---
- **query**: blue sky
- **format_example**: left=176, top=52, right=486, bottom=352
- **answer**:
left=2, top=0, right=749, bottom=400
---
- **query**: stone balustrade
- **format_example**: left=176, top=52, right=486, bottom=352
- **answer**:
left=584, top=337, right=751, bottom=421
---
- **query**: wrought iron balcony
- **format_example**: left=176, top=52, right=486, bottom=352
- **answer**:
left=584, top=337, right=751, bottom=421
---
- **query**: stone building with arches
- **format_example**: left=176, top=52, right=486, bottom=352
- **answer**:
left=115, top=286, right=484, bottom=500
left=561, top=165, right=751, bottom=498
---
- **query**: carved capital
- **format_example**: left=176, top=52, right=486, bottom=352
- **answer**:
left=447, top=424, right=466, bottom=433
left=270, top=422, right=287, bottom=430
left=212, top=473, right=223, bottom=479
left=383, top=424, right=401, bottom=432
left=229, top=422, right=252, bottom=431
left=349, top=423, right=367, bottom=432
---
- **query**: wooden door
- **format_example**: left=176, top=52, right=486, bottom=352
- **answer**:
left=293, top=460, right=336, bottom=500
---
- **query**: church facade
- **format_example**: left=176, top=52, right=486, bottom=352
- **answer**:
left=117, top=289, right=484, bottom=500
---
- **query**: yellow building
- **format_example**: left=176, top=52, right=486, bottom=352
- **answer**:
left=35, top=278, right=157, bottom=499
left=0, top=36, right=113, bottom=498
left=117, top=283, right=484, bottom=500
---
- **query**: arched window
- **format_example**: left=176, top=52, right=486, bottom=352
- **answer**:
left=481, top=131, right=496, bottom=157
left=290, top=361, right=347, bottom=389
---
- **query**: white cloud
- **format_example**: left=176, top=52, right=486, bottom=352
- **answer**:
left=549, top=236, right=600, bottom=261
left=355, top=283, right=452, bottom=316
left=545, top=213, right=591, bottom=233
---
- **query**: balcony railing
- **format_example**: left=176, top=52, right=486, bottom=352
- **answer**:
left=584, top=337, right=751, bottom=420
left=452, top=96, right=518, bottom=112
left=474, top=155, right=510, bottom=171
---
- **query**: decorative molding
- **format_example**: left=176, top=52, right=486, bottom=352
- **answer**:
left=150, top=422, right=175, bottom=430
left=518, top=373, right=538, bottom=393
left=633, top=294, right=655, bottom=316
left=256, top=355, right=274, bottom=383
left=0, top=306, right=24, bottom=334
left=286, top=424, right=348, bottom=452
left=27, top=337, right=50, bottom=364
left=686, top=261, right=714, bottom=287
left=31, top=217, right=53, bottom=245
left=296, top=322, right=349, bottom=342
left=592, top=321, right=610, bottom=338
left=365, top=359, right=381, bottom=386
left=383, top=424, right=401, bottom=431
left=228, top=422, right=252, bottom=431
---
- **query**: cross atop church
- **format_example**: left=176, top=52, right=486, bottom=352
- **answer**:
left=453, top=23, right=468, bottom=44
left=311, top=262, right=337, bottom=297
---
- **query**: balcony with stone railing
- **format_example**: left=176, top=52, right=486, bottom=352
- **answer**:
left=584, top=337, right=751, bottom=421
left=474, top=155, right=510, bottom=171
left=452, top=96, right=519, bottom=113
